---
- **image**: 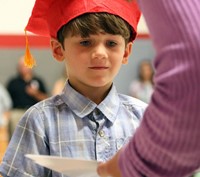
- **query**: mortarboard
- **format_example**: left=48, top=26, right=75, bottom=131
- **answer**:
left=24, top=0, right=141, bottom=68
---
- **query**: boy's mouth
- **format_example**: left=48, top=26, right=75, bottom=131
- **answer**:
left=89, top=66, right=109, bottom=70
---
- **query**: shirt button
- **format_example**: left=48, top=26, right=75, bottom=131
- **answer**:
left=99, top=130, right=105, bottom=137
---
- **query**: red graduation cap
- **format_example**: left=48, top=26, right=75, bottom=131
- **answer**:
left=24, top=0, right=141, bottom=68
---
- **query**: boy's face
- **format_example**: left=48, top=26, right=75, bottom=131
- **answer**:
left=51, top=32, right=132, bottom=93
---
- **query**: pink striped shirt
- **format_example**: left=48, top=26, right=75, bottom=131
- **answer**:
left=119, top=0, right=200, bottom=177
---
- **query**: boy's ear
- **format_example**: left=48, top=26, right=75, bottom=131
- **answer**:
left=122, top=42, right=132, bottom=64
left=50, top=38, right=65, bottom=62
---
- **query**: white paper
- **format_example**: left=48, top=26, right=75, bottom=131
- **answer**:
left=26, top=154, right=99, bottom=177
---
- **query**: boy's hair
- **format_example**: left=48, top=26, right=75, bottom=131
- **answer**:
left=57, top=12, right=135, bottom=47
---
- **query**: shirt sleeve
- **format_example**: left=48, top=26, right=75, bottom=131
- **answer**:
left=0, top=107, right=50, bottom=177
left=119, top=0, right=200, bottom=177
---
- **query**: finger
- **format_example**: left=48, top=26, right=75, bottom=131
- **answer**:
left=97, top=162, right=108, bottom=177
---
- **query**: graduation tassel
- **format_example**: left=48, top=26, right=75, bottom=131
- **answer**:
left=24, top=30, right=36, bottom=68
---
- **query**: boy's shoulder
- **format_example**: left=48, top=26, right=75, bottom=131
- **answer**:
left=33, top=94, right=66, bottom=110
left=16, top=95, right=67, bottom=129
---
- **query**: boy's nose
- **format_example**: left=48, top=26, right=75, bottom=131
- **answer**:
left=91, top=44, right=108, bottom=60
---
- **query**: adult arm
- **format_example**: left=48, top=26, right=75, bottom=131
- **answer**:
left=26, top=78, right=48, bottom=101
left=98, top=0, right=200, bottom=177
left=26, top=86, right=48, bottom=101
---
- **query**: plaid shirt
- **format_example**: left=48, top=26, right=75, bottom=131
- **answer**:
left=0, top=82, right=147, bottom=177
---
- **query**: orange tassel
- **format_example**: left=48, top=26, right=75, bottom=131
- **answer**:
left=24, top=30, right=36, bottom=68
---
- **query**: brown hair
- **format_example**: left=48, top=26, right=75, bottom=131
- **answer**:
left=138, top=60, right=154, bottom=84
left=57, top=12, right=135, bottom=47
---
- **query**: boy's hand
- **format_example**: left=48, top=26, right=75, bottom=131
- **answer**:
left=97, top=151, right=122, bottom=177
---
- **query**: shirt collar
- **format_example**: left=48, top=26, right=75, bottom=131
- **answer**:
left=60, top=82, right=120, bottom=123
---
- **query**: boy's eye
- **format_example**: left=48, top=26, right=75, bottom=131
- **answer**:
left=107, top=41, right=117, bottom=47
left=80, top=40, right=91, bottom=46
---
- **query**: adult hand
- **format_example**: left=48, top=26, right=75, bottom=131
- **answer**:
left=97, top=150, right=122, bottom=177
left=26, top=85, right=38, bottom=97
left=26, top=85, right=48, bottom=101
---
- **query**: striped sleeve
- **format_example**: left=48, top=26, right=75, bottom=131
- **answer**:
left=119, top=0, right=200, bottom=177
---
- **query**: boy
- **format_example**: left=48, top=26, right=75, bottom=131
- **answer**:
left=0, top=0, right=146, bottom=176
